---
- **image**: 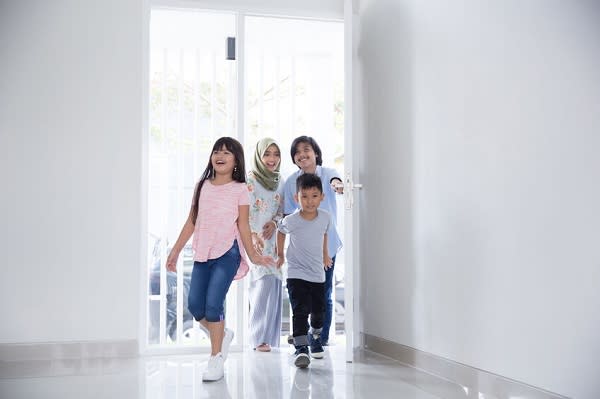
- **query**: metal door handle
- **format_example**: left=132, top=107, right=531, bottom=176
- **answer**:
left=343, top=172, right=363, bottom=210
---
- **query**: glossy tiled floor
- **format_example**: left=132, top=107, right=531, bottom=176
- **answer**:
left=0, top=339, right=552, bottom=399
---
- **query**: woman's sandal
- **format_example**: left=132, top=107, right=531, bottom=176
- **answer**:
left=256, top=343, right=271, bottom=352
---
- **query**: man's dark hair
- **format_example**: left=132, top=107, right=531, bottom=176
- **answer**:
left=296, top=173, right=323, bottom=194
left=290, top=136, right=323, bottom=167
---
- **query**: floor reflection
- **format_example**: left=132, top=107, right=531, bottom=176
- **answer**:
left=144, top=347, right=341, bottom=399
left=290, top=354, right=335, bottom=399
left=0, top=341, right=564, bottom=399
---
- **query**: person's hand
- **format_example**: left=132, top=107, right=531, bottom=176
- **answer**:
left=251, top=252, right=276, bottom=267
left=252, top=232, right=265, bottom=255
left=324, top=256, right=333, bottom=270
left=166, top=251, right=179, bottom=272
left=261, top=221, right=277, bottom=240
left=331, top=178, right=344, bottom=194
left=276, top=254, right=285, bottom=269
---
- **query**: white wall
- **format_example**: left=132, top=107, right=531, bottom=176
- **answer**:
left=356, top=1, right=600, bottom=398
left=0, top=0, right=143, bottom=343
left=0, top=0, right=342, bottom=345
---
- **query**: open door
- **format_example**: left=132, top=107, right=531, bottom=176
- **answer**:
left=343, top=0, right=364, bottom=362
left=242, top=14, right=346, bottom=348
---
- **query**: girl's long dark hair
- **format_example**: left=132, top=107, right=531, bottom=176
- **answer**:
left=190, top=137, right=246, bottom=225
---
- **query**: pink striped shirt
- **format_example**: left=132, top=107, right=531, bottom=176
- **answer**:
left=192, top=180, right=250, bottom=280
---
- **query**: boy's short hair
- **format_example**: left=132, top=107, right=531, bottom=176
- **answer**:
left=296, top=173, right=323, bottom=193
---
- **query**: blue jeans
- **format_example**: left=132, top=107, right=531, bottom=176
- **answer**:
left=188, top=240, right=240, bottom=322
left=321, top=255, right=336, bottom=343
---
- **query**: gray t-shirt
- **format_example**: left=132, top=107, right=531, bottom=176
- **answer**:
left=278, top=209, right=331, bottom=283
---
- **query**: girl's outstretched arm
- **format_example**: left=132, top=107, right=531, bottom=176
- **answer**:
left=238, top=205, right=275, bottom=267
left=166, top=210, right=194, bottom=272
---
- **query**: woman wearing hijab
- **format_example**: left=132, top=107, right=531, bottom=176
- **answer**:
left=247, top=138, right=284, bottom=352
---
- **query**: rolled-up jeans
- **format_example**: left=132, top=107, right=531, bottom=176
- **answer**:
left=188, top=240, right=240, bottom=322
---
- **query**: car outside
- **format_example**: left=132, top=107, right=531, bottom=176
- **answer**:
left=148, top=239, right=208, bottom=344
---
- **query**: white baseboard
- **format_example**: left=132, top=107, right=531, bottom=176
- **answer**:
left=362, top=333, right=569, bottom=399
left=0, top=340, right=138, bottom=362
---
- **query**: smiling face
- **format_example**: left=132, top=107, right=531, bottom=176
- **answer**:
left=261, top=144, right=281, bottom=172
left=211, top=145, right=236, bottom=177
left=293, top=142, right=317, bottom=172
left=295, top=186, right=324, bottom=215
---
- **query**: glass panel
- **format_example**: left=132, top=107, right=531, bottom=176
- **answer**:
left=244, top=17, right=345, bottom=342
left=148, top=9, right=237, bottom=348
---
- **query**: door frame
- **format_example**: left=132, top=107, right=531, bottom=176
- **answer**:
left=140, top=0, right=359, bottom=356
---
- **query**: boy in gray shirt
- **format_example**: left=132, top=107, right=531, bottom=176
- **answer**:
left=277, top=173, right=332, bottom=368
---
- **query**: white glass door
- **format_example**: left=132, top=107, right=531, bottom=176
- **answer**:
left=244, top=16, right=345, bottom=346
left=146, top=8, right=239, bottom=351
left=343, top=0, right=360, bottom=362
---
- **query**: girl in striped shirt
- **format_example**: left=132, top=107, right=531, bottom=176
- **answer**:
left=166, top=137, right=274, bottom=382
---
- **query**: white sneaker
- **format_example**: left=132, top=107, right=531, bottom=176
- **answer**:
left=202, top=353, right=224, bottom=382
left=222, top=328, right=234, bottom=361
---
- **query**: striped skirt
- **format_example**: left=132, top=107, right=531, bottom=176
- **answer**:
left=248, top=275, right=282, bottom=348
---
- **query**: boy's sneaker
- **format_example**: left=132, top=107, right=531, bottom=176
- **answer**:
left=202, top=353, right=224, bottom=382
left=294, top=346, right=311, bottom=368
left=310, top=337, right=325, bottom=359
left=222, top=328, right=234, bottom=361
